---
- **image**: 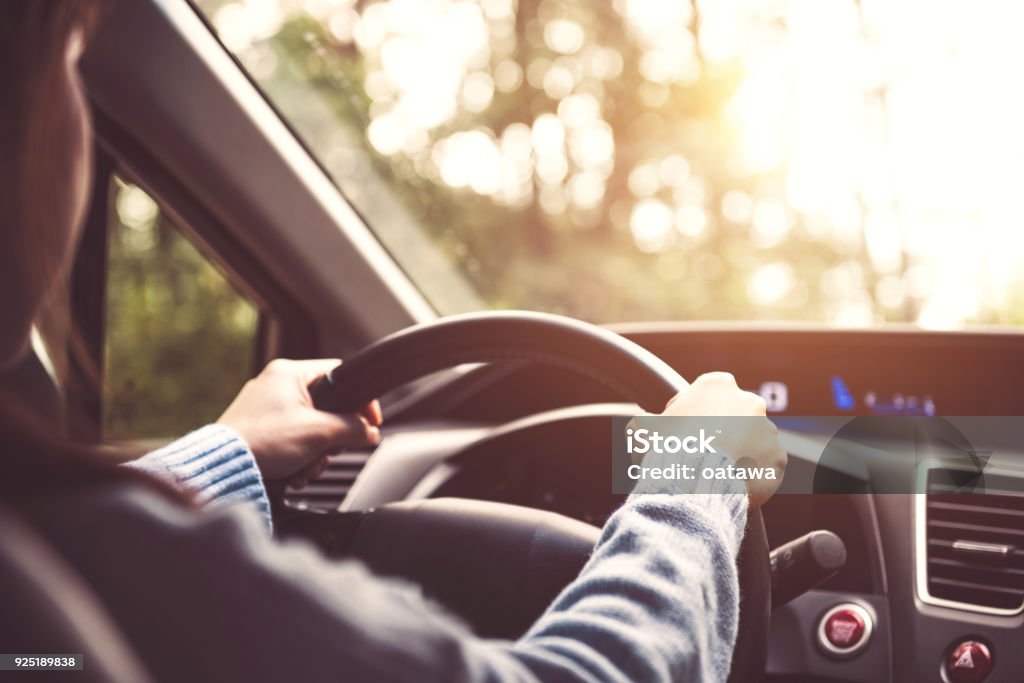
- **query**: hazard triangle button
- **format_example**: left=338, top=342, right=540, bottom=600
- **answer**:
left=944, top=641, right=992, bottom=683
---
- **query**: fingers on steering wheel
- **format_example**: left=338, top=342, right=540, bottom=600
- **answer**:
left=360, top=399, right=383, bottom=427
left=293, top=356, right=381, bottom=426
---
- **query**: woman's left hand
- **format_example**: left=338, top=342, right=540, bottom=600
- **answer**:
left=217, top=359, right=382, bottom=487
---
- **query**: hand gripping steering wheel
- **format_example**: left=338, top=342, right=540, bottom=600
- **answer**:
left=303, top=311, right=770, bottom=682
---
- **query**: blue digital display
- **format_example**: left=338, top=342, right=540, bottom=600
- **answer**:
left=830, top=375, right=856, bottom=411
left=829, top=374, right=935, bottom=416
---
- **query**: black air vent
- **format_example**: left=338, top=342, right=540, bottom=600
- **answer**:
left=284, top=452, right=373, bottom=512
left=925, top=469, right=1024, bottom=611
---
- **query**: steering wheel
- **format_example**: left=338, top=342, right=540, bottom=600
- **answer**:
left=303, top=311, right=770, bottom=682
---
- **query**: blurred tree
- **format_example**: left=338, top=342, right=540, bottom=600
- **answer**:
left=104, top=179, right=258, bottom=439
left=198, top=0, right=850, bottom=324
left=188, top=0, right=1024, bottom=329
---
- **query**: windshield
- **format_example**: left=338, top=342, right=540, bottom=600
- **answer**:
left=195, top=0, right=1024, bottom=328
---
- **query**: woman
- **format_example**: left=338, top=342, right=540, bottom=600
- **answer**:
left=0, top=2, right=786, bottom=682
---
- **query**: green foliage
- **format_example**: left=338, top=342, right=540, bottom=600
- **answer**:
left=188, top=0, right=1024, bottom=330
left=198, top=1, right=853, bottom=324
left=104, top=180, right=258, bottom=439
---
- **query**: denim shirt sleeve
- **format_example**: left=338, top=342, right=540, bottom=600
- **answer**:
left=124, top=424, right=272, bottom=533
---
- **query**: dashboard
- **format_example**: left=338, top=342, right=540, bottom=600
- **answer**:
left=397, top=325, right=1024, bottom=421
left=624, top=326, right=1024, bottom=418
left=293, top=325, right=1024, bottom=683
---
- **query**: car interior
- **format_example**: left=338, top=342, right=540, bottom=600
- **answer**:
left=2, top=1, right=1023, bottom=682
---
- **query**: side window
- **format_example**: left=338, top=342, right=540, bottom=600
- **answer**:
left=103, top=176, right=261, bottom=440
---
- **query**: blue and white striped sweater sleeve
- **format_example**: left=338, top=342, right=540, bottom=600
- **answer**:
left=124, top=424, right=272, bottom=533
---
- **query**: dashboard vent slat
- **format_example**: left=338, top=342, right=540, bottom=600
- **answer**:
left=284, top=451, right=373, bottom=512
left=924, top=468, right=1024, bottom=613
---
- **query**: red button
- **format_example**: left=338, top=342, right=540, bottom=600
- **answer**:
left=944, top=641, right=993, bottom=683
left=824, top=609, right=866, bottom=649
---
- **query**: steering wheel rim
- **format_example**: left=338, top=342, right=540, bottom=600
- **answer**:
left=310, top=310, right=687, bottom=414
left=306, top=310, right=769, bottom=681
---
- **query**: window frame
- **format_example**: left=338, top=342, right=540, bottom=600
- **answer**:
left=67, top=108, right=319, bottom=439
left=80, top=0, right=434, bottom=347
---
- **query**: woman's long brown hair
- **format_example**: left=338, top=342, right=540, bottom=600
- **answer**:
left=0, top=0, right=188, bottom=506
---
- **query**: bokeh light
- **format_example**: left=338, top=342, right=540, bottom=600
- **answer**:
left=200, top=0, right=1024, bottom=327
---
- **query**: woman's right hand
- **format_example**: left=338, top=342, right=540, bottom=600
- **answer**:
left=662, top=372, right=787, bottom=507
